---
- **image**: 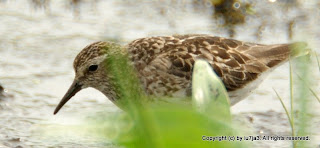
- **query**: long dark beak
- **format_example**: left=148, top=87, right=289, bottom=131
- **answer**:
left=54, top=80, right=82, bottom=115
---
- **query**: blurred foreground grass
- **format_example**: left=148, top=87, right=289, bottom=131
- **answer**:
left=87, top=48, right=246, bottom=148
left=274, top=45, right=314, bottom=148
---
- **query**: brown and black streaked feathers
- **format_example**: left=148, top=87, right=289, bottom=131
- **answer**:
left=127, top=34, right=295, bottom=96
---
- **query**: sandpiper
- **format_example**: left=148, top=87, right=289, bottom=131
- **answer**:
left=54, top=34, right=308, bottom=114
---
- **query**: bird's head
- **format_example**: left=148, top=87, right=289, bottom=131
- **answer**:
left=54, top=41, right=123, bottom=114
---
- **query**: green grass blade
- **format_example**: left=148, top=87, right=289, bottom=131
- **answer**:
left=295, top=55, right=311, bottom=148
left=295, top=74, right=320, bottom=103
left=289, top=60, right=295, bottom=137
left=106, top=50, right=164, bottom=148
left=314, top=51, right=320, bottom=73
left=273, top=89, right=295, bottom=147
left=192, top=60, right=231, bottom=122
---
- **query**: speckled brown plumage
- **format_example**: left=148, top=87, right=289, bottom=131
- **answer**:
left=127, top=35, right=290, bottom=97
left=54, top=34, right=307, bottom=114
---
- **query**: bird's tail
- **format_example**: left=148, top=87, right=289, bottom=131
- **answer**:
left=248, top=42, right=310, bottom=68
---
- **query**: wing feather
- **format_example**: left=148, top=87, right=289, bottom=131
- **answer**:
left=127, top=34, right=290, bottom=94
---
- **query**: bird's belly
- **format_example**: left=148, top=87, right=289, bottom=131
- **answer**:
left=139, top=73, right=270, bottom=106
left=142, top=79, right=191, bottom=98
left=228, top=71, right=271, bottom=105
left=138, top=65, right=271, bottom=105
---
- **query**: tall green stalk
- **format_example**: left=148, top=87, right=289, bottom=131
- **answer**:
left=295, top=55, right=311, bottom=148
left=289, top=60, right=296, bottom=147
left=106, top=51, right=164, bottom=148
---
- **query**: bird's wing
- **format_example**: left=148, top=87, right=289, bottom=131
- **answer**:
left=127, top=34, right=291, bottom=92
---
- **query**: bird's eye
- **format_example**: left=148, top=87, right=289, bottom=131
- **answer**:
left=88, top=65, right=98, bottom=71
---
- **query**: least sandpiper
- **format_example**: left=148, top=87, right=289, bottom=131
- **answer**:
left=54, top=34, right=308, bottom=114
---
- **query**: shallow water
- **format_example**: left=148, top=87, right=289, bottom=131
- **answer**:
left=0, top=0, right=319, bottom=147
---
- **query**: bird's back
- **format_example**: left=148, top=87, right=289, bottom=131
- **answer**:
left=126, top=34, right=307, bottom=104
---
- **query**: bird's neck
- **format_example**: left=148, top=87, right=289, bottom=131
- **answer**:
left=106, top=43, right=128, bottom=57
left=102, top=47, right=145, bottom=108
left=98, top=81, right=119, bottom=102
